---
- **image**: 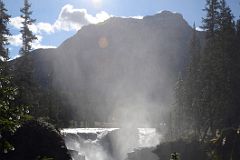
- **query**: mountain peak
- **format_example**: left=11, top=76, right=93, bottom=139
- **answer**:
left=92, top=10, right=185, bottom=27
left=143, top=10, right=185, bottom=23
left=141, top=10, right=189, bottom=30
left=155, top=10, right=183, bottom=19
left=62, top=10, right=191, bottom=50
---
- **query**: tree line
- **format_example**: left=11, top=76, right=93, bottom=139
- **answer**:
left=0, top=0, right=38, bottom=155
left=0, top=0, right=86, bottom=135
left=173, top=0, right=240, bottom=141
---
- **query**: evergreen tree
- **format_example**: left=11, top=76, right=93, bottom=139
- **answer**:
left=236, top=20, right=240, bottom=39
left=184, top=23, right=202, bottom=138
left=0, top=0, right=11, bottom=61
left=217, top=0, right=236, bottom=127
left=199, top=0, right=221, bottom=135
left=196, top=0, right=236, bottom=136
left=19, top=0, right=37, bottom=55
left=234, top=19, right=240, bottom=124
left=172, top=0, right=239, bottom=141
left=202, top=0, right=220, bottom=39
left=233, top=7, right=240, bottom=125
left=174, top=24, right=203, bottom=140
left=173, top=72, right=186, bottom=139
left=0, top=0, right=30, bottom=156
left=16, top=0, right=40, bottom=120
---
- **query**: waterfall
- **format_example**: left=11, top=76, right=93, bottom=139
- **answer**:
left=61, top=128, right=161, bottom=160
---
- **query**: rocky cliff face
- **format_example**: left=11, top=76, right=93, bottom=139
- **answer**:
left=11, top=11, right=204, bottom=125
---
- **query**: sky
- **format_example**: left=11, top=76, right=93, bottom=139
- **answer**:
left=4, top=0, right=240, bottom=59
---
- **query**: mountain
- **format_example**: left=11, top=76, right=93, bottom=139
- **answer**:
left=10, top=11, right=204, bottom=127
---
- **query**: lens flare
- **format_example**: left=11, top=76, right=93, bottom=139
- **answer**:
left=91, top=0, right=102, bottom=8
left=98, top=36, right=108, bottom=49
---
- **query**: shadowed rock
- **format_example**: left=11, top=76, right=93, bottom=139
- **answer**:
left=8, top=120, right=72, bottom=160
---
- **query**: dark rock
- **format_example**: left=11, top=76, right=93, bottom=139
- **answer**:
left=210, top=128, right=240, bottom=160
left=126, top=147, right=158, bottom=160
left=8, top=120, right=72, bottom=160
left=153, top=140, right=207, bottom=160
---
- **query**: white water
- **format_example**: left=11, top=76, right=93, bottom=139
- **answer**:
left=61, top=128, right=161, bottom=160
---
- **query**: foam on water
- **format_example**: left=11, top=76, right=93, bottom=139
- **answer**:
left=61, top=128, right=161, bottom=160
left=138, top=128, right=161, bottom=147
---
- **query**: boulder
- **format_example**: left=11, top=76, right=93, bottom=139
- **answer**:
left=8, top=120, right=72, bottom=160
left=153, top=140, right=207, bottom=160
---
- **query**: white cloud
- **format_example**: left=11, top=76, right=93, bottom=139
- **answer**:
left=8, top=34, right=56, bottom=50
left=7, top=34, right=22, bottom=47
left=10, top=4, right=112, bottom=33
left=0, top=56, right=4, bottom=61
left=196, top=27, right=205, bottom=31
left=86, top=11, right=112, bottom=24
left=53, top=4, right=111, bottom=31
left=9, top=18, right=56, bottom=49
left=10, top=17, right=53, bottom=34
left=8, top=4, right=147, bottom=51
left=53, top=5, right=89, bottom=31
left=11, top=54, right=21, bottom=60
left=120, top=15, right=143, bottom=19
left=52, top=4, right=144, bottom=31
left=37, top=22, right=55, bottom=34
left=32, top=43, right=56, bottom=49
left=130, top=16, right=143, bottom=19
left=29, top=24, right=38, bottom=34
left=9, top=17, right=23, bottom=29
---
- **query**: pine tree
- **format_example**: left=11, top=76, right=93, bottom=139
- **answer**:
left=198, top=0, right=237, bottom=134
left=184, top=24, right=202, bottom=138
left=199, top=0, right=221, bottom=135
left=217, top=0, right=236, bottom=127
left=16, top=0, right=40, bottom=119
left=19, top=0, right=37, bottom=55
left=0, top=0, right=11, bottom=61
left=202, top=0, right=220, bottom=39
left=172, top=0, right=239, bottom=141
left=234, top=20, right=240, bottom=124
left=173, top=72, right=186, bottom=139
left=0, top=0, right=30, bottom=156
left=172, top=24, right=203, bottom=140
left=236, top=20, right=240, bottom=39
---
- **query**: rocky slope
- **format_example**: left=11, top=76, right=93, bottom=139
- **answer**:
left=10, top=11, right=204, bottom=126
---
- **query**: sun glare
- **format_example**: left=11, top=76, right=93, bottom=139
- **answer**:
left=91, top=0, right=102, bottom=8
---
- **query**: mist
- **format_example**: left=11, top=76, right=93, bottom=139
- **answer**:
left=62, top=128, right=161, bottom=160
left=41, top=12, right=195, bottom=160
left=52, top=11, right=192, bottom=128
